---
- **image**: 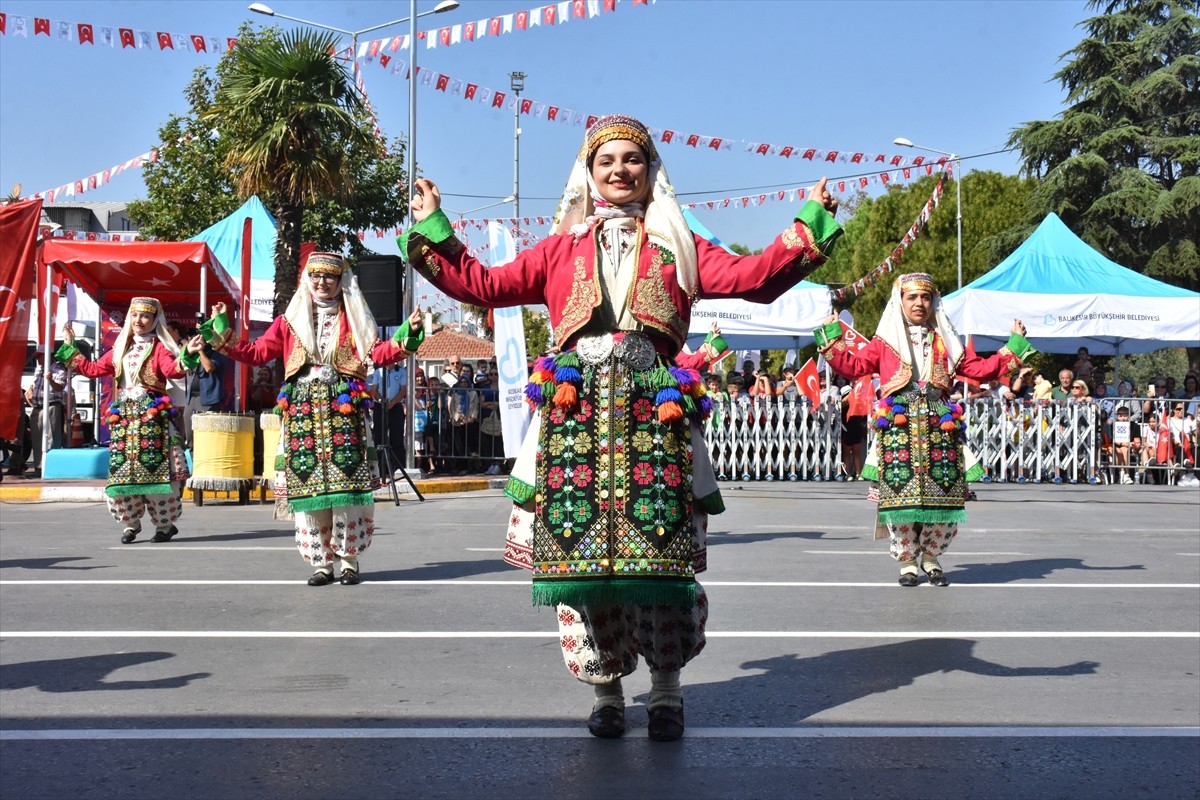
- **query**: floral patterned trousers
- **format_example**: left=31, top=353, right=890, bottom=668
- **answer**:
left=887, top=521, right=959, bottom=563
left=294, top=507, right=374, bottom=567
left=556, top=583, right=708, bottom=684
left=106, top=487, right=183, bottom=532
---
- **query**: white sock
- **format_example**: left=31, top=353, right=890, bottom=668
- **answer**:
left=922, top=555, right=941, bottom=573
left=649, top=669, right=683, bottom=711
left=899, top=560, right=919, bottom=575
left=339, top=555, right=359, bottom=573
left=593, top=678, right=624, bottom=711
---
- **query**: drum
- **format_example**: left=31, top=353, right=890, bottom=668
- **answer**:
left=260, top=412, right=281, bottom=480
left=187, top=412, right=255, bottom=491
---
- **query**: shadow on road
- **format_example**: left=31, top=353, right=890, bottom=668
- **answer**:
left=708, top=530, right=854, bottom=545
left=369, top=558, right=512, bottom=581
left=1, top=652, right=211, bottom=693
left=951, top=557, right=1145, bottom=583
left=668, top=639, right=1100, bottom=726
left=0, top=556, right=109, bottom=571
left=171, top=528, right=293, bottom=544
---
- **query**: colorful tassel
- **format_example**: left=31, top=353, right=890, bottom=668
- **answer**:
left=554, top=382, right=577, bottom=407
left=658, top=401, right=684, bottom=423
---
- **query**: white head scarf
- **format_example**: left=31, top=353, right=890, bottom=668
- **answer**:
left=111, top=296, right=179, bottom=379
left=875, top=272, right=965, bottom=372
left=282, top=252, right=380, bottom=363
left=550, top=114, right=698, bottom=297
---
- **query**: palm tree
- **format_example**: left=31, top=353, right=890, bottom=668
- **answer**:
left=206, top=29, right=378, bottom=314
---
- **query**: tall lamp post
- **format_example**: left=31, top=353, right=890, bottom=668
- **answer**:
left=894, top=137, right=962, bottom=290
left=509, top=71, right=525, bottom=247
left=248, top=0, right=460, bottom=474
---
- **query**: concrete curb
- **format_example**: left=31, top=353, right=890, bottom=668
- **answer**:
left=0, top=478, right=510, bottom=504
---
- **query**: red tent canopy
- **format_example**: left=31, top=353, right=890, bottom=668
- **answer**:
left=40, top=240, right=238, bottom=312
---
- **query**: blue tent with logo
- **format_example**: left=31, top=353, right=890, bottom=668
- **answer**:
left=942, top=213, right=1200, bottom=358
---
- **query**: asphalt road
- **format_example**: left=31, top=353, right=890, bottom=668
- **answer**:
left=1, top=481, right=1198, bottom=800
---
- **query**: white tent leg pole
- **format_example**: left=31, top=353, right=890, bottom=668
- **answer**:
left=41, top=262, right=53, bottom=469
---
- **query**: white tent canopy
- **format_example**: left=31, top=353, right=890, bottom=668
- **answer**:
left=686, top=281, right=832, bottom=351
left=942, top=213, right=1200, bottom=356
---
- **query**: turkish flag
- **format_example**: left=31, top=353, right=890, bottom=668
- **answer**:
left=157, top=32, right=173, bottom=50
left=119, top=28, right=135, bottom=48
left=848, top=376, right=874, bottom=418
left=491, top=91, right=506, bottom=109
left=795, top=358, right=821, bottom=407
left=35, top=261, right=67, bottom=346
left=0, top=199, right=42, bottom=441
left=34, top=17, right=50, bottom=36
left=191, top=34, right=206, bottom=51
left=78, top=23, right=94, bottom=44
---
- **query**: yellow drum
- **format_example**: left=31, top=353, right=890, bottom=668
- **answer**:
left=260, top=412, right=281, bottom=481
left=187, top=412, right=255, bottom=491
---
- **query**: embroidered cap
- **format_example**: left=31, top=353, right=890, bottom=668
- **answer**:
left=128, top=296, right=160, bottom=315
left=305, top=251, right=346, bottom=277
left=898, top=272, right=936, bottom=294
left=583, top=114, right=657, bottom=163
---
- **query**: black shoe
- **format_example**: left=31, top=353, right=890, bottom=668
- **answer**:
left=307, top=570, right=334, bottom=586
left=647, top=706, right=685, bottom=742
left=151, top=525, right=179, bottom=543
left=339, top=568, right=361, bottom=586
left=898, top=572, right=920, bottom=587
left=120, top=528, right=139, bottom=544
left=927, top=569, right=949, bottom=587
left=586, top=705, right=626, bottom=738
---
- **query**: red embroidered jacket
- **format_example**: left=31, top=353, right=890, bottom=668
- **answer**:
left=402, top=204, right=841, bottom=353
left=216, top=314, right=409, bottom=381
left=70, top=341, right=187, bottom=394
left=820, top=330, right=1030, bottom=399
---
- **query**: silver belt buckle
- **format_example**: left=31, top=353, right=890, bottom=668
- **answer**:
left=614, top=332, right=656, bottom=371
left=575, top=333, right=614, bottom=366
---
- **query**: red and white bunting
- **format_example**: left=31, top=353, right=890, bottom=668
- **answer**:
left=356, top=0, right=652, bottom=56
left=832, top=169, right=948, bottom=302
left=372, top=57, right=950, bottom=168
left=0, top=0, right=652, bottom=55
left=23, top=147, right=159, bottom=203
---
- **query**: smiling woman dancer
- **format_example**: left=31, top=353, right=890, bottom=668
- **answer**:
left=203, top=252, right=424, bottom=587
left=57, top=297, right=203, bottom=544
left=399, top=114, right=841, bottom=741
left=815, top=273, right=1033, bottom=587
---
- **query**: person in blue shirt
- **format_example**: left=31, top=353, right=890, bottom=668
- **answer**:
left=369, top=362, right=407, bottom=469
left=185, top=343, right=228, bottom=449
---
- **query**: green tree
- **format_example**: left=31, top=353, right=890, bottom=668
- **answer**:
left=1003, top=0, right=1200, bottom=289
left=130, top=24, right=411, bottom=316
left=809, top=171, right=1035, bottom=335
left=523, top=307, right=551, bottom=358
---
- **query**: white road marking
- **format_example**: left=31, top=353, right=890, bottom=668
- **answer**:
left=1, top=580, right=1197, bottom=588
left=1, top=726, right=1196, bottom=741
left=2, top=630, right=1197, bottom=639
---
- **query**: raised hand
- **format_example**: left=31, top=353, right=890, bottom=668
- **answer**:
left=185, top=334, right=205, bottom=354
left=411, top=178, right=441, bottom=223
left=211, top=302, right=227, bottom=319
left=810, top=177, right=839, bottom=216
left=1011, top=318, right=1027, bottom=336
left=64, top=322, right=75, bottom=345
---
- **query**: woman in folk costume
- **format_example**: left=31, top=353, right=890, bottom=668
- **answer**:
left=400, top=114, right=842, bottom=741
left=814, top=273, right=1033, bottom=587
left=57, top=297, right=203, bottom=544
left=203, top=252, right=424, bottom=587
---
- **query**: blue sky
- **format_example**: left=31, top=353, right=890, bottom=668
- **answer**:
left=0, top=0, right=1092, bottom=257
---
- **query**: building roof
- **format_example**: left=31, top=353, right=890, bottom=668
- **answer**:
left=417, top=328, right=495, bottom=360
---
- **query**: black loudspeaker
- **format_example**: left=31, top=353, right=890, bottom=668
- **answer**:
left=356, top=255, right=405, bottom=325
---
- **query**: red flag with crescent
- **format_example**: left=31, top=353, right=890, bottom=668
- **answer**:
left=795, top=358, right=821, bottom=407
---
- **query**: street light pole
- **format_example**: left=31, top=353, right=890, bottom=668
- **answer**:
left=248, top=0, right=459, bottom=474
left=510, top=72, right=525, bottom=248
left=894, top=137, right=962, bottom=290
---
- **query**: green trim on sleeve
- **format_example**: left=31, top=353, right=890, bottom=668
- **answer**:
left=179, top=350, right=200, bottom=371
left=198, top=313, right=230, bottom=343
left=709, top=334, right=727, bottom=355
left=391, top=319, right=427, bottom=351
left=397, top=208, right=455, bottom=255
left=795, top=200, right=843, bottom=253
left=54, top=341, right=80, bottom=365
left=1004, top=333, right=1036, bottom=361
left=812, top=321, right=844, bottom=350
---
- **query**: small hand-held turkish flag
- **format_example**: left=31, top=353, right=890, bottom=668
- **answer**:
left=795, top=358, right=821, bottom=407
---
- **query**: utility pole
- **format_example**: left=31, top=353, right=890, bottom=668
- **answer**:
left=510, top=71, right=525, bottom=250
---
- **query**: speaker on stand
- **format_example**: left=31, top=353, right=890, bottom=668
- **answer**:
left=355, top=254, right=424, bottom=502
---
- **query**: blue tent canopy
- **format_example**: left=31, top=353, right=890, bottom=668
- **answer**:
left=188, top=196, right=278, bottom=282
left=942, top=213, right=1199, bottom=356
